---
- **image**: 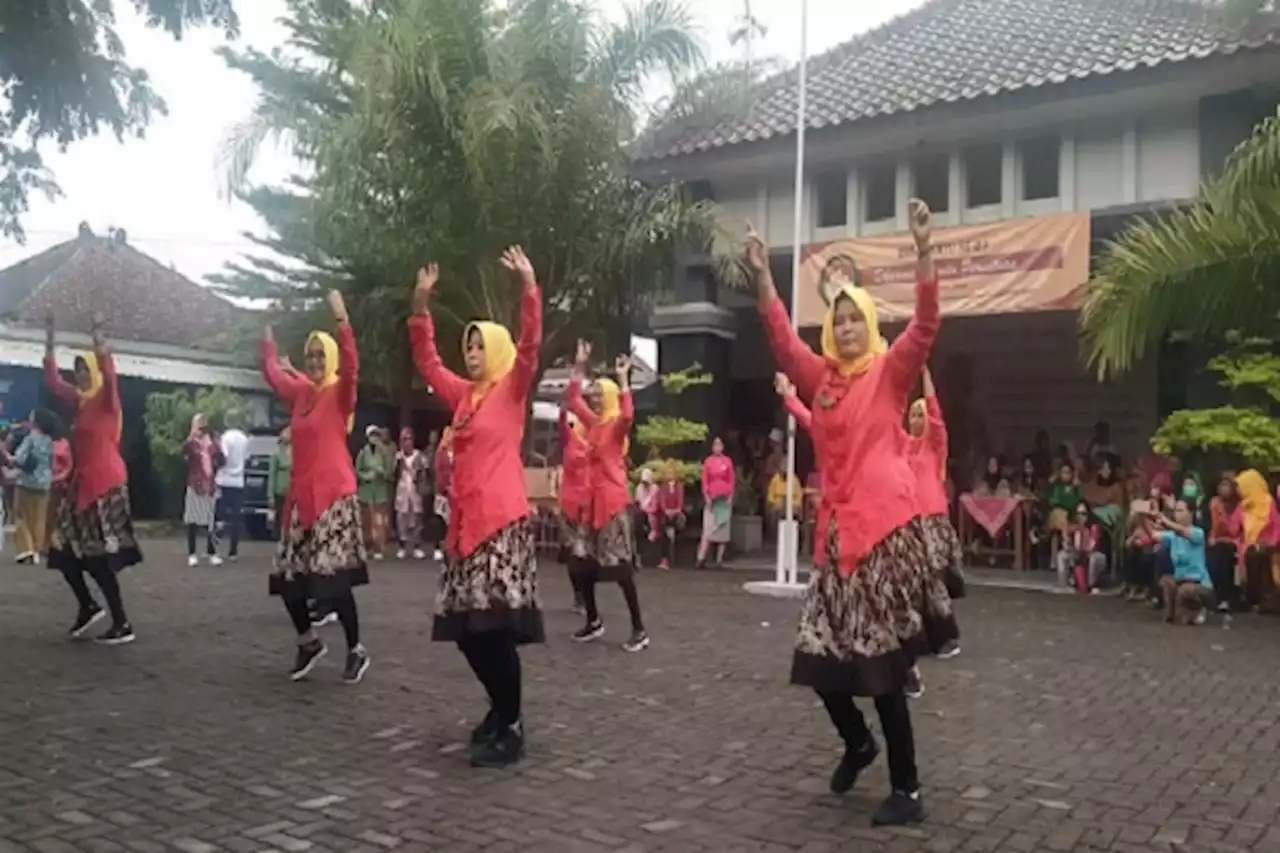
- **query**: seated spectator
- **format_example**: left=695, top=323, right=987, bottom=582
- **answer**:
left=765, top=469, right=803, bottom=530
left=973, top=455, right=1010, bottom=497
left=1124, top=489, right=1162, bottom=602
left=1055, top=501, right=1107, bottom=592
left=652, top=463, right=686, bottom=570
left=1083, top=454, right=1125, bottom=568
left=1156, top=499, right=1215, bottom=625
left=1046, top=461, right=1082, bottom=559
left=1233, top=469, right=1280, bottom=612
left=1207, top=472, right=1241, bottom=611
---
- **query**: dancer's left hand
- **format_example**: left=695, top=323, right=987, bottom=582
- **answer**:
left=908, top=198, right=932, bottom=251
left=500, top=245, right=535, bottom=286
left=615, top=353, right=632, bottom=379
left=327, top=290, right=349, bottom=323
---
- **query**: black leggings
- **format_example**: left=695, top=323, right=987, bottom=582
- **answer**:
left=1207, top=542, right=1237, bottom=607
left=186, top=524, right=215, bottom=557
left=62, top=562, right=128, bottom=627
left=458, top=630, right=522, bottom=726
left=283, top=593, right=360, bottom=649
left=817, top=689, right=918, bottom=793
left=574, top=560, right=644, bottom=632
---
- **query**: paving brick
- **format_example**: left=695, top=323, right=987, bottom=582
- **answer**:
left=7, top=538, right=1280, bottom=852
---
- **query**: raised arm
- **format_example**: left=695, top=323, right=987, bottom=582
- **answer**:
left=259, top=327, right=311, bottom=405
left=613, top=353, right=635, bottom=441
left=922, top=368, right=947, bottom=456
left=42, top=317, right=77, bottom=405
left=90, top=316, right=120, bottom=411
left=885, top=199, right=941, bottom=392
left=407, top=263, right=470, bottom=412
left=566, top=339, right=600, bottom=428
left=327, top=291, right=358, bottom=418
left=499, top=246, right=542, bottom=391
left=747, top=226, right=824, bottom=401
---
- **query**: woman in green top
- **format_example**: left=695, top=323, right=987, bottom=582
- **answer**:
left=1046, top=460, right=1082, bottom=560
left=267, top=426, right=292, bottom=541
left=356, top=426, right=391, bottom=560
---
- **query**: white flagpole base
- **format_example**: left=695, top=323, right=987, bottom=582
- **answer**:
left=742, top=579, right=807, bottom=599
left=745, top=519, right=805, bottom=597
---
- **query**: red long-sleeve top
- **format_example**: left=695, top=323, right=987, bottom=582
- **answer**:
left=408, top=283, right=542, bottom=559
left=782, top=394, right=813, bottom=431
left=701, top=452, right=735, bottom=502
left=44, top=352, right=127, bottom=511
left=558, top=405, right=591, bottom=525
left=761, top=273, right=940, bottom=575
left=565, top=376, right=634, bottom=530
left=906, top=396, right=948, bottom=517
left=657, top=481, right=685, bottom=514
left=259, top=323, right=359, bottom=529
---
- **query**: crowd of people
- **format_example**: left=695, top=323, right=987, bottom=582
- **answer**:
left=27, top=194, right=1275, bottom=831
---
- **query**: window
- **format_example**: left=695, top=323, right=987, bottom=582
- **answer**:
left=862, top=166, right=896, bottom=222
left=911, top=154, right=949, bottom=213
left=814, top=171, right=847, bottom=228
left=963, top=144, right=1002, bottom=207
left=1019, top=135, right=1060, bottom=200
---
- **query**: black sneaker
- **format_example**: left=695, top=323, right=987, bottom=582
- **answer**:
left=470, top=720, right=525, bottom=768
left=830, top=740, right=879, bottom=794
left=291, top=640, right=327, bottom=681
left=68, top=607, right=105, bottom=639
left=904, top=666, right=925, bottom=699
left=342, top=645, right=370, bottom=684
left=871, top=789, right=925, bottom=826
left=95, top=624, right=136, bottom=646
left=622, top=630, right=650, bottom=652
left=937, top=640, right=961, bottom=660
left=572, top=621, right=604, bottom=643
left=470, top=709, right=502, bottom=746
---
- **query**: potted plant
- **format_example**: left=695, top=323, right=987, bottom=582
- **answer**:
left=731, top=463, right=763, bottom=554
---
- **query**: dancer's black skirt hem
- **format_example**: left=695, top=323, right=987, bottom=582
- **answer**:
left=432, top=606, right=545, bottom=645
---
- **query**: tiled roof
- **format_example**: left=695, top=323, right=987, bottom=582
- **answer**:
left=635, top=0, right=1280, bottom=162
left=0, top=231, right=244, bottom=349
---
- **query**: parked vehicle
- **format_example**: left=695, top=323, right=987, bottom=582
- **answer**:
left=242, top=430, right=279, bottom=540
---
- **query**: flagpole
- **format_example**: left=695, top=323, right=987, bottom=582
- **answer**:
left=777, top=0, right=809, bottom=589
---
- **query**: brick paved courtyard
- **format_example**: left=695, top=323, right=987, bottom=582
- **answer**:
left=4, top=538, right=1280, bottom=853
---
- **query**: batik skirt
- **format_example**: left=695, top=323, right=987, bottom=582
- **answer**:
left=270, top=494, right=369, bottom=601
left=47, top=484, right=143, bottom=574
left=590, top=510, right=637, bottom=582
left=560, top=514, right=592, bottom=565
left=919, top=511, right=966, bottom=599
left=790, top=517, right=958, bottom=697
left=182, top=488, right=216, bottom=527
left=432, top=517, right=544, bottom=644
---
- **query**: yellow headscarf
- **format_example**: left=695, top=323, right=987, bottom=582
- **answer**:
left=820, top=285, right=887, bottom=377
left=306, top=330, right=353, bottom=433
left=75, top=352, right=123, bottom=439
left=594, top=378, right=629, bottom=455
left=463, top=321, right=517, bottom=407
left=1235, top=468, right=1274, bottom=545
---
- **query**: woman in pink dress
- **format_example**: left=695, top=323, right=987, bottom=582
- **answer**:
left=697, top=438, right=735, bottom=569
left=748, top=199, right=955, bottom=827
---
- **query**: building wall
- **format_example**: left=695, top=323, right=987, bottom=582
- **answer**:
left=708, top=107, right=1205, bottom=248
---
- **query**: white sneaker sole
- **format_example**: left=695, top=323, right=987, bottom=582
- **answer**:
left=937, top=646, right=961, bottom=660
left=343, top=657, right=371, bottom=684
left=623, top=636, right=650, bottom=652
left=291, top=645, right=328, bottom=681
left=573, top=625, right=605, bottom=643
left=69, top=609, right=106, bottom=639
left=95, top=632, right=136, bottom=646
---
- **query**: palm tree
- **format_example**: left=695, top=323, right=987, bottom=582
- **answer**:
left=1078, top=111, right=1280, bottom=379
left=217, top=0, right=747, bottom=398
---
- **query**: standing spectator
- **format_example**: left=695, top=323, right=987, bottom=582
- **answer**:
left=267, top=426, right=292, bottom=541
left=393, top=427, right=429, bottom=559
left=182, top=414, right=221, bottom=566
left=210, top=415, right=249, bottom=565
left=696, top=437, right=735, bottom=569
left=45, top=435, right=73, bottom=555
left=356, top=425, right=392, bottom=561
left=1, top=409, right=57, bottom=564
left=1206, top=472, right=1240, bottom=611
left=1156, top=499, right=1214, bottom=625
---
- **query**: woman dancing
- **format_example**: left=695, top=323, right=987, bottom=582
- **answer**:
left=558, top=391, right=591, bottom=612
left=409, top=251, right=544, bottom=769
left=565, top=341, right=649, bottom=652
left=44, top=314, right=142, bottom=644
left=748, top=198, right=956, bottom=827
left=260, top=290, right=370, bottom=684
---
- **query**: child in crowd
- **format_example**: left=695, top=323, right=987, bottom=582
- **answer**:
left=1055, top=501, right=1107, bottom=592
left=1155, top=498, right=1215, bottom=625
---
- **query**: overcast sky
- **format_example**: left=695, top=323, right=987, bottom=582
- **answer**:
left=0, top=0, right=922, bottom=284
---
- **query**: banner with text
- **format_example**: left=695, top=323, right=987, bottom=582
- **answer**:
left=796, top=212, right=1091, bottom=326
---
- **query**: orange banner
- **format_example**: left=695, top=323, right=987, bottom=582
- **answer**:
left=796, top=212, right=1091, bottom=326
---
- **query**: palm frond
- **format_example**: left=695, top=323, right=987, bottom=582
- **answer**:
left=1079, top=198, right=1280, bottom=378
left=216, top=105, right=292, bottom=199
left=591, top=0, right=706, bottom=108
left=1213, top=109, right=1280, bottom=208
